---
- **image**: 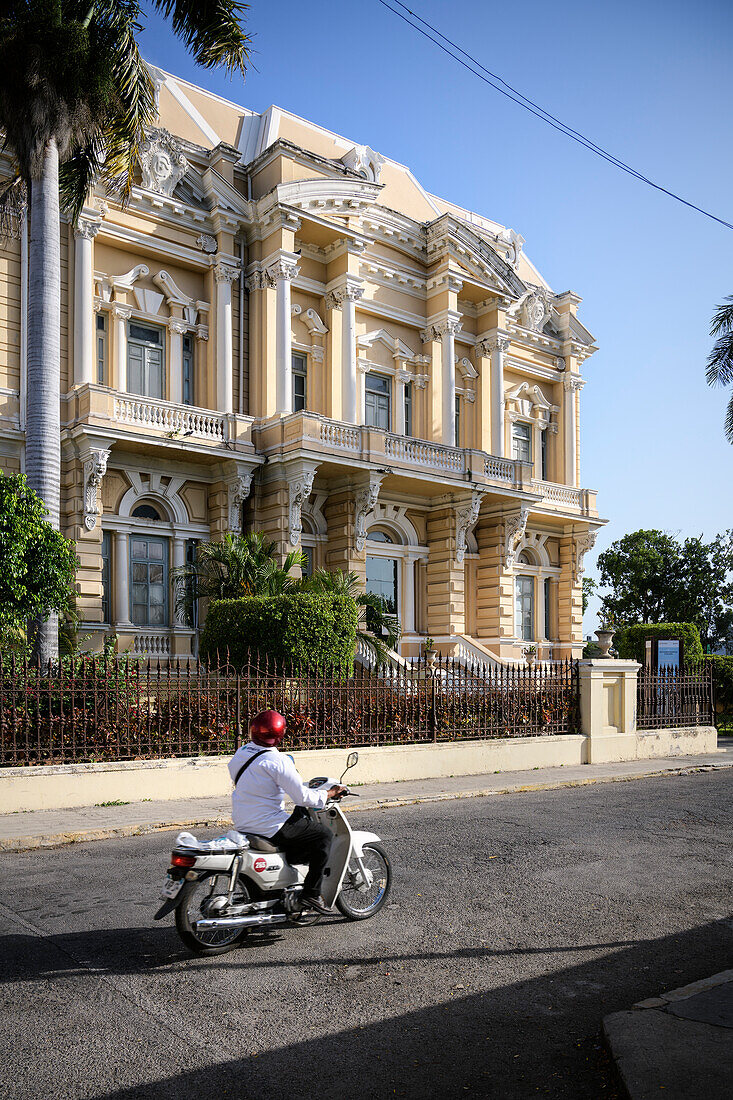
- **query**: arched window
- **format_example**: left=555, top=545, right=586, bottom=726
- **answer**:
left=517, top=549, right=536, bottom=566
left=367, top=529, right=393, bottom=543
left=132, top=503, right=162, bottom=521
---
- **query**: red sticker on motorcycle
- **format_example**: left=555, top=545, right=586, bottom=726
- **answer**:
left=253, top=857, right=267, bottom=872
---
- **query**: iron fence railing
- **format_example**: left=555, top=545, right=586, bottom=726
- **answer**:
left=0, top=652, right=580, bottom=767
left=636, top=664, right=714, bottom=730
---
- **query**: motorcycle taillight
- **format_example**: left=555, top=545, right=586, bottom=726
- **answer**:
left=171, top=852, right=197, bottom=868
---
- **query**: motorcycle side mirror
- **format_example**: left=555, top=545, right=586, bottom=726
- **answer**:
left=340, top=751, right=359, bottom=783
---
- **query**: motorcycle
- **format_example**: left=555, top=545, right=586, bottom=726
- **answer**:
left=153, top=752, right=392, bottom=955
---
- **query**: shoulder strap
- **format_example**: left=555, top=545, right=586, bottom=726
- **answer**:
left=234, top=749, right=270, bottom=787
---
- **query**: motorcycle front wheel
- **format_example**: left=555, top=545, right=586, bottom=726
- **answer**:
left=175, top=872, right=250, bottom=955
left=336, top=843, right=392, bottom=920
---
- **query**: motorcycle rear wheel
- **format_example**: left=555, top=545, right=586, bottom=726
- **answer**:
left=175, top=873, right=250, bottom=955
left=336, top=843, right=391, bottom=921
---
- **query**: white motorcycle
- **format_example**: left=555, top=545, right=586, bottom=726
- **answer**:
left=154, top=752, right=392, bottom=955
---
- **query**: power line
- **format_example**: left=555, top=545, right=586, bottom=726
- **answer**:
left=376, top=0, right=733, bottom=232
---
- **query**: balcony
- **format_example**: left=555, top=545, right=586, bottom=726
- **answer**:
left=62, top=384, right=256, bottom=458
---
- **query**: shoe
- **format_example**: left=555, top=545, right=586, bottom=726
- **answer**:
left=300, top=893, right=333, bottom=915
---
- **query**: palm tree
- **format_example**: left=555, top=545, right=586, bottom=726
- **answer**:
left=173, top=533, right=305, bottom=626
left=303, top=569, right=401, bottom=667
left=0, top=1, right=249, bottom=664
left=707, top=294, right=733, bottom=443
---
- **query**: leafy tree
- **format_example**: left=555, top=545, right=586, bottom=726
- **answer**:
left=707, top=294, right=733, bottom=442
left=582, top=576, right=596, bottom=615
left=303, top=569, right=401, bottom=667
left=0, top=473, right=77, bottom=649
left=0, top=1, right=249, bottom=663
left=597, top=528, right=733, bottom=651
left=172, top=533, right=304, bottom=626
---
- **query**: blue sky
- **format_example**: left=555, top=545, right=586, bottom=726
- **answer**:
left=139, top=0, right=733, bottom=629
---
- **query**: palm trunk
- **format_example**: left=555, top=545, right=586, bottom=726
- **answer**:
left=27, top=138, right=61, bottom=666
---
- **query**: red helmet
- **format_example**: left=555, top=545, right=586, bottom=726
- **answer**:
left=249, top=710, right=287, bottom=747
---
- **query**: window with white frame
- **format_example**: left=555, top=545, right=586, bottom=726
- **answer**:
left=404, top=382, right=412, bottom=437
left=544, top=576, right=552, bottom=639
left=130, top=536, right=168, bottom=627
left=96, top=313, right=108, bottom=385
left=512, top=421, right=532, bottom=463
left=101, top=530, right=111, bottom=623
left=128, top=322, right=165, bottom=399
left=292, top=352, right=307, bottom=412
left=365, top=372, right=390, bottom=430
left=182, top=333, right=194, bottom=406
left=515, top=574, right=534, bottom=642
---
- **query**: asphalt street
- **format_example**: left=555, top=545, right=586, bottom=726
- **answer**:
left=1, top=770, right=732, bottom=1100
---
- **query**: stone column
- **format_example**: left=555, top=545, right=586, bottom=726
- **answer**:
left=114, top=530, right=133, bottom=628
left=394, top=369, right=411, bottom=436
left=402, top=552, right=422, bottom=634
left=432, top=317, right=461, bottom=447
left=486, top=334, right=509, bottom=456
left=73, top=217, right=101, bottom=387
left=168, top=318, right=187, bottom=405
left=172, top=535, right=186, bottom=627
left=215, top=261, right=239, bottom=415
left=266, top=255, right=300, bottom=415
left=326, top=279, right=364, bottom=425
left=113, top=305, right=132, bottom=392
left=563, top=374, right=584, bottom=486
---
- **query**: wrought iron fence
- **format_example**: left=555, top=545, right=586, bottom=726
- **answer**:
left=0, top=652, right=580, bottom=767
left=636, top=664, right=714, bottom=730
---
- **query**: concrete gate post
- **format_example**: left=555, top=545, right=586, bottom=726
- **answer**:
left=579, top=659, right=640, bottom=764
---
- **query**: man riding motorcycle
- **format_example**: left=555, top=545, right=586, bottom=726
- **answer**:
left=228, top=710, right=346, bottom=914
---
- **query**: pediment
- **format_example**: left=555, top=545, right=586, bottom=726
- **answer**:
left=426, top=215, right=527, bottom=300
left=272, top=177, right=382, bottom=216
left=358, top=328, right=415, bottom=361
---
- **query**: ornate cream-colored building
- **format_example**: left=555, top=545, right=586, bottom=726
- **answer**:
left=0, top=67, right=605, bottom=664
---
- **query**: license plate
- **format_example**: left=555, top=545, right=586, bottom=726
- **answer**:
left=160, top=875, right=183, bottom=900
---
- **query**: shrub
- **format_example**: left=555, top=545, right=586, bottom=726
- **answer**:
left=199, top=593, right=359, bottom=672
left=614, top=622, right=704, bottom=665
left=704, top=655, right=733, bottom=726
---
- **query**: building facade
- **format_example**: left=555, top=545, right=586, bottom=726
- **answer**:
left=0, top=67, right=604, bottom=664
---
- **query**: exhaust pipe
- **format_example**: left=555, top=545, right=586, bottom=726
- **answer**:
left=195, top=912, right=289, bottom=931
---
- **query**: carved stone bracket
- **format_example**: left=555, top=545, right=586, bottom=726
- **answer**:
left=227, top=473, right=253, bottom=534
left=502, top=503, right=531, bottom=569
left=456, top=490, right=485, bottom=563
left=287, top=465, right=319, bottom=547
left=83, top=448, right=110, bottom=531
left=354, top=471, right=386, bottom=552
left=572, top=529, right=597, bottom=584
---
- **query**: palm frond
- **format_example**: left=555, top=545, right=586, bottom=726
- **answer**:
left=709, top=296, right=733, bottom=337
left=706, top=335, right=733, bottom=387
left=150, top=0, right=250, bottom=75
left=725, top=391, right=733, bottom=445
left=0, top=174, right=27, bottom=240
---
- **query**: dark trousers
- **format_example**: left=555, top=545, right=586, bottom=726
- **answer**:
left=271, top=807, right=332, bottom=896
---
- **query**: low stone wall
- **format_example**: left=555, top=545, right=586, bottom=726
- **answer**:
left=0, top=726, right=718, bottom=814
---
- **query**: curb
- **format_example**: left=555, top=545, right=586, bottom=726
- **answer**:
left=1, top=759, right=731, bottom=853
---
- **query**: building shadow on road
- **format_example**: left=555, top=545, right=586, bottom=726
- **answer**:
left=1, top=918, right=731, bottom=1099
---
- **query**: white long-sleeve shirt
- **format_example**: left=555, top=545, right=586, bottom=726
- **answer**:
left=228, top=741, right=329, bottom=837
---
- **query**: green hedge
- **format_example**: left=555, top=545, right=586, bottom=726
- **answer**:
left=705, top=655, right=733, bottom=725
left=200, top=593, right=358, bottom=671
left=614, top=622, right=704, bottom=665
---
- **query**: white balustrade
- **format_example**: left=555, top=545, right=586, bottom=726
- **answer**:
left=133, top=632, right=172, bottom=657
left=114, top=396, right=226, bottom=441
left=384, top=435, right=465, bottom=473
left=484, top=456, right=516, bottom=483
left=320, top=421, right=360, bottom=450
left=532, top=480, right=584, bottom=508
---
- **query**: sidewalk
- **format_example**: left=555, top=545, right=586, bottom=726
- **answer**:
left=1, top=746, right=732, bottom=851
left=604, top=971, right=733, bottom=1099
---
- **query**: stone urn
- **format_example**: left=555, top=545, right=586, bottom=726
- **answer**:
left=595, top=628, right=615, bottom=659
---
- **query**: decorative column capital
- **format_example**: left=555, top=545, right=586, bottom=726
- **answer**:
left=195, top=324, right=209, bottom=342
left=214, top=261, right=240, bottom=285
left=325, top=281, right=364, bottom=311
left=111, top=304, right=132, bottom=321
left=73, top=217, right=102, bottom=242
left=82, top=448, right=111, bottom=530
left=265, top=256, right=300, bottom=284
left=477, top=333, right=510, bottom=357
left=226, top=473, right=253, bottom=534
left=501, top=503, right=531, bottom=569
left=354, top=470, right=386, bottom=552
left=167, top=317, right=189, bottom=336
left=455, top=489, right=485, bottom=563
left=432, top=317, right=462, bottom=338
left=563, top=374, right=585, bottom=393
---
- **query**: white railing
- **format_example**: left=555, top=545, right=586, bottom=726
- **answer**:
left=384, top=435, right=465, bottom=473
left=532, top=480, right=584, bottom=508
left=114, top=396, right=226, bottom=441
left=355, top=638, right=408, bottom=671
left=484, top=456, right=516, bottom=483
left=451, top=636, right=506, bottom=671
left=133, top=632, right=172, bottom=657
left=320, top=421, right=360, bottom=450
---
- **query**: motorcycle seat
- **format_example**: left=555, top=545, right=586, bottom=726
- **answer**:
left=246, top=834, right=281, bottom=854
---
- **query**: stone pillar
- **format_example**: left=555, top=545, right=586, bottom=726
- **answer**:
left=114, top=530, right=132, bottom=628
left=266, top=255, right=299, bottom=415
left=579, top=660, right=640, bottom=763
left=557, top=531, right=586, bottom=658
left=326, top=279, right=364, bottom=424
left=394, top=369, right=411, bottom=436
left=562, top=374, right=584, bottom=487
left=428, top=317, right=461, bottom=447
left=402, top=551, right=422, bottom=634
left=168, top=318, right=187, bottom=405
left=215, top=261, right=239, bottom=415
left=426, top=503, right=465, bottom=640
left=73, top=217, right=100, bottom=386
left=474, top=342, right=492, bottom=453
left=488, top=335, right=509, bottom=456
left=172, top=535, right=186, bottom=628
left=113, top=305, right=131, bottom=392
left=324, top=488, right=366, bottom=588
